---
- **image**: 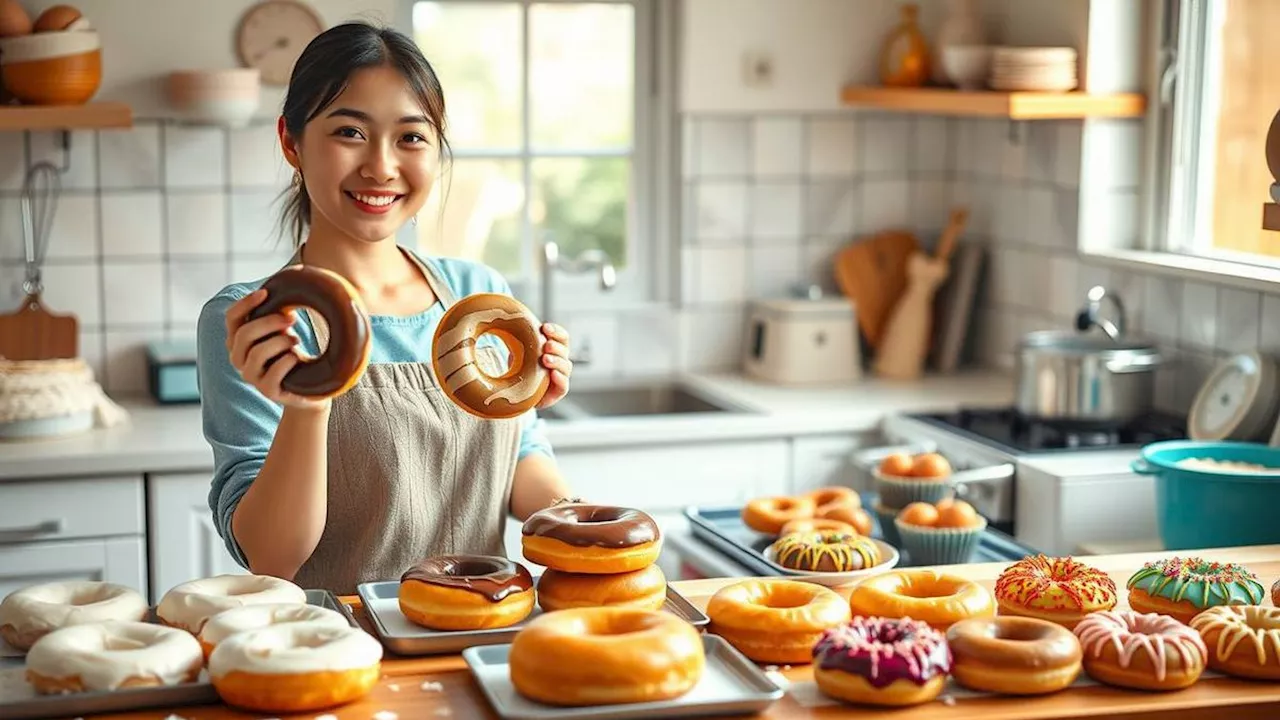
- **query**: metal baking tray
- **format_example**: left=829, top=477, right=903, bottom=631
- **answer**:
left=462, top=634, right=784, bottom=719
left=0, top=589, right=351, bottom=720
left=357, top=577, right=710, bottom=656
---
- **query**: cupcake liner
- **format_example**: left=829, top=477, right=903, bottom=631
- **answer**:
left=894, top=517, right=986, bottom=565
left=874, top=469, right=955, bottom=509
left=873, top=505, right=902, bottom=547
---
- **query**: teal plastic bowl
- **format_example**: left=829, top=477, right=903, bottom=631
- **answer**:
left=1132, top=440, right=1280, bottom=550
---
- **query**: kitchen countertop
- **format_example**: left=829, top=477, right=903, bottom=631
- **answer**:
left=82, top=544, right=1280, bottom=720
left=0, top=369, right=1014, bottom=482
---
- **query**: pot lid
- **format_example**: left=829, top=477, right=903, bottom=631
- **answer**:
left=1019, top=329, right=1158, bottom=354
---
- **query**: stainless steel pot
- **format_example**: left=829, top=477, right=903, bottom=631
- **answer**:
left=1015, top=330, right=1163, bottom=424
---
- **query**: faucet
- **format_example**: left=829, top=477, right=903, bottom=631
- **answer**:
left=541, top=237, right=617, bottom=365
left=1074, top=285, right=1126, bottom=341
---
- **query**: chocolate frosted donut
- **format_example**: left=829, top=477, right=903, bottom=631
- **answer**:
left=522, top=505, right=660, bottom=548
left=401, top=555, right=534, bottom=603
left=247, top=265, right=371, bottom=399
left=431, top=293, right=549, bottom=420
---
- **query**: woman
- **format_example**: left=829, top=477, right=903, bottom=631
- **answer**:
left=196, top=22, right=577, bottom=595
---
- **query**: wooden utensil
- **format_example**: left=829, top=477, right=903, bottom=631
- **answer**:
left=874, top=207, right=969, bottom=380
left=0, top=162, right=77, bottom=361
left=832, top=230, right=920, bottom=348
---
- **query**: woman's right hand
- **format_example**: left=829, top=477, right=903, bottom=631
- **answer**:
left=224, top=289, right=329, bottom=411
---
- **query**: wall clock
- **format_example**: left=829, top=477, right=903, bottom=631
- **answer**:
left=235, top=0, right=325, bottom=86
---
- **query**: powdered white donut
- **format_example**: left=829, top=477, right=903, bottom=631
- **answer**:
left=25, top=620, right=203, bottom=693
left=0, top=581, right=148, bottom=650
left=156, top=574, right=306, bottom=634
left=199, top=602, right=348, bottom=651
left=207, top=621, right=382, bottom=679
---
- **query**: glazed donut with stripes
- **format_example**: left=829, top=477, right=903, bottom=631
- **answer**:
left=432, top=293, right=550, bottom=419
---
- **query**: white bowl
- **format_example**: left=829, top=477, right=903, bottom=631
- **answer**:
left=942, top=45, right=992, bottom=90
left=167, top=69, right=260, bottom=127
left=0, top=29, right=100, bottom=63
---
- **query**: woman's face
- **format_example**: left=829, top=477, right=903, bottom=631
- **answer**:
left=281, top=64, right=441, bottom=245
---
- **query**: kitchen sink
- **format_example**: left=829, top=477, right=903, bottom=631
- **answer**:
left=538, top=381, right=752, bottom=421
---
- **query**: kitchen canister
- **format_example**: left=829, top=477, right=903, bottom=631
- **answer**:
left=1131, top=440, right=1280, bottom=550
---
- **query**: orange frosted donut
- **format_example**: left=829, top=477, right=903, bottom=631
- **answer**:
left=1075, top=610, right=1207, bottom=690
left=398, top=555, right=535, bottom=631
left=536, top=564, right=667, bottom=612
left=946, top=616, right=1082, bottom=695
left=1190, top=605, right=1280, bottom=680
left=706, top=579, right=851, bottom=663
left=742, top=495, right=816, bottom=535
left=209, top=621, right=383, bottom=714
left=779, top=517, right=856, bottom=536
left=817, top=504, right=874, bottom=536
left=812, top=616, right=951, bottom=707
left=804, top=486, right=861, bottom=515
left=994, top=555, right=1117, bottom=629
left=521, top=504, right=661, bottom=574
left=509, top=607, right=705, bottom=706
left=849, top=569, right=995, bottom=631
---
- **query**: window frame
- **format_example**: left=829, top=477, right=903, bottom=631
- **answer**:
left=397, top=0, right=677, bottom=312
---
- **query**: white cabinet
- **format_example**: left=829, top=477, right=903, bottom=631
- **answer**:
left=788, top=433, right=875, bottom=494
left=146, top=472, right=246, bottom=604
left=0, top=538, right=146, bottom=600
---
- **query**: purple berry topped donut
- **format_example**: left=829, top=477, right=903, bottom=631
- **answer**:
left=811, top=616, right=952, bottom=707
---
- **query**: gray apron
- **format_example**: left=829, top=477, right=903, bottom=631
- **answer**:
left=286, top=247, right=523, bottom=595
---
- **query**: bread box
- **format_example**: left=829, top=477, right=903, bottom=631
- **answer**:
left=743, top=298, right=862, bottom=384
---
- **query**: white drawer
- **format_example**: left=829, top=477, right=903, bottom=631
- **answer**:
left=0, top=537, right=148, bottom=600
left=0, top=476, right=144, bottom=544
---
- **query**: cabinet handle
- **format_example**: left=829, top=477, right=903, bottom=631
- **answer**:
left=0, top=519, right=63, bottom=543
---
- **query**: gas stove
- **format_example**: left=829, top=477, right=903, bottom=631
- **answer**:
left=909, top=407, right=1187, bottom=455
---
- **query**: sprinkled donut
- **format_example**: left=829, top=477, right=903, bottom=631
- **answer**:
left=811, top=616, right=952, bottom=707
left=431, top=293, right=549, bottom=420
left=247, top=265, right=372, bottom=399
left=1126, top=556, right=1265, bottom=625
left=994, top=555, right=1117, bottom=629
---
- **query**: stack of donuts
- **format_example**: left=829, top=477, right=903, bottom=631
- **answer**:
left=0, top=573, right=382, bottom=715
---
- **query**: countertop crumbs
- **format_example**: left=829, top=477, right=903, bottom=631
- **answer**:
left=421, top=680, right=444, bottom=692
left=315, top=715, right=339, bottom=720
left=388, top=683, right=400, bottom=692
left=434, top=708, right=452, bottom=717
left=373, top=711, right=398, bottom=720
left=764, top=665, right=779, bottom=673
left=941, top=695, right=957, bottom=706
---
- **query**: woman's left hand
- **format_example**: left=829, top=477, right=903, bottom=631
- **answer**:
left=536, top=323, right=572, bottom=408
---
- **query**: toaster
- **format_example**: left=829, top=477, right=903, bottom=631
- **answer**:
left=743, top=298, right=862, bottom=384
left=146, top=339, right=201, bottom=404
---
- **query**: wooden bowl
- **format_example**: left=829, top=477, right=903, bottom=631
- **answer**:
left=0, top=30, right=102, bottom=105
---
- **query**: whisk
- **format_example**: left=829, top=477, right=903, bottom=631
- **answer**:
left=20, top=160, right=60, bottom=300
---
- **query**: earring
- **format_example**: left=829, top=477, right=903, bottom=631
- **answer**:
left=292, top=170, right=302, bottom=186
left=412, top=215, right=418, bottom=227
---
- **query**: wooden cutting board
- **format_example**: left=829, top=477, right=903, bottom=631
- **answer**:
left=0, top=293, right=78, bottom=360
left=833, top=230, right=920, bottom=348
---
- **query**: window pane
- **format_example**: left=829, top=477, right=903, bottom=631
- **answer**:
left=417, top=159, right=525, bottom=277
left=531, top=157, right=630, bottom=268
left=529, top=3, right=634, bottom=150
left=413, top=2, right=522, bottom=150
left=1201, top=0, right=1280, bottom=260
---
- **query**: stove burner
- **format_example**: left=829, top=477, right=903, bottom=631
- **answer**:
left=911, top=407, right=1187, bottom=454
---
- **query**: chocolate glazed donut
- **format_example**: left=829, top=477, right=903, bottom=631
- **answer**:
left=246, top=265, right=372, bottom=399
left=431, top=293, right=550, bottom=420
left=522, top=505, right=660, bottom=548
left=401, top=555, right=534, bottom=603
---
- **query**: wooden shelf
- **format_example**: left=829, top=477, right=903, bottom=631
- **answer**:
left=0, top=102, right=133, bottom=131
left=839, top=86, right=1147, bottom=119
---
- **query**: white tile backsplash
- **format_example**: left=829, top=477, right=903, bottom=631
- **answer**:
left=751, top=118, right=804, bottom=177
left=615, top=307, right=677, bottom=377
left=679, top=306, right=745, bottom=371
left=911, top=117, right=949, bottom=174
left=166, top=192, right=228, bottom=256
left=101, top=191, right=164, bottom=257
left=164, top=126, right=226, bottom=189
left=750, top=181, right=803, bottom=241
left=30, top=131, right=96, bottom=190
left=806, top=117, right=858, bottom=177
left=0, top=195, right=22, bottom=263
left=992, top=185, right=1028, bottom=245
left=1215, top=287, right=1261, bottom=354
left=229, top=124, right=291, bottom=188
left=748, top=244, right=803, bottom=300
left=859, top=116, right=910, bottom=176
left=1055, top=121, right=1084, bottom=187
left=1046, top=253, right=1080, bottom=321
left=860, top=180, right=911, bottom=231
left=103, top=262, right=166, bottom=325
left=1180, top=281, right=1218, bottom=350
left=804, top=180, right=857, bottom=237
left=168, top=259, right=230, bottom=325
left=695, top=118, right=750, bottom=177
left=909, top=178, right=952, bottom=234
left=105, top=328, right=164, bottom=394
left=691, top=246, right=747, bottom=305
left=99, top=123, right=162, bottom=190
left=45, top=193, right=99, bottom=260
left=1141, top=274, right=1182, bottom=342
left=1262, top=294, right=1280, bottom=353
left=230, top=189, right=284, bottom=254
left=0, top=134, right=25, bottom=191
left=40, top=262, right=102, bottom=329
left=558, top=313, right=620, bottom=379
left=692, top=182, right=748, bottom=243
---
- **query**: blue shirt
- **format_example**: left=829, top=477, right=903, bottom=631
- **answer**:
left=196, top=251, right=555, bottom=567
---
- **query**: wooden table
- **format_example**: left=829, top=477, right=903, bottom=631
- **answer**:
left=90, top=545, right=1280, bottom=720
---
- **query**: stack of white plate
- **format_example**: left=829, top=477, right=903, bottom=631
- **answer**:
left=989, top=46, right=1078, bottom=91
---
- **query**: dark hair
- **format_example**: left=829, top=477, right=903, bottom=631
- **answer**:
left=277, top=22, right=451, bottom=246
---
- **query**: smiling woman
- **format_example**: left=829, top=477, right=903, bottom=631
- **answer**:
left=194, top=22, right=583, bottom=596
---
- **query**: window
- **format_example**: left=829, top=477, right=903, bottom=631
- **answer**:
left=1155, top=0, right=1280, bottom=265
left=406, top=0, right=663, bottom=303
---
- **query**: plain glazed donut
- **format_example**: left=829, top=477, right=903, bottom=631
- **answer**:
left=742, top=495, right=816, bottom=535
left=706, top=579, right=851, bottom=663
left=198, top=602, right=350, bottom=659
left=779, top=517, right=856, bottom=536
left=521, top=504, right=661, bottom=574
left=247, top=265, right=372, bottom=399
left=1074, top=610, right=1207, bottom=690
left=1126, top=556, right=1265, bottom=625
left=398, top=555, right=535, bottom=631
left=537, top=564, right=667, bottom=612
left=804, top=486, right=861, bottom=515
left=0, top=580, right=148, bottom=651
left=994, top=555, right=1118, bottom=629
left=508, top=607, right=704, bottom=706
left=811, top=616, right=951, bottom=707
left=816, top=504, right=874, bottom=536
left=1190, top=605, right=1280, bottom=680
left=849, top=569, right=995, bottom=631
left=25, top=621, right=203, bottom=694
left=769, top=531, right=881, bottom=573
left=946, top=616, right=1083, bottom=695
left=431, top=292, right=549, bottom=419
left=156, top=574, right=308, bottom=635
left=208, top=621, right=383, bottom=714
